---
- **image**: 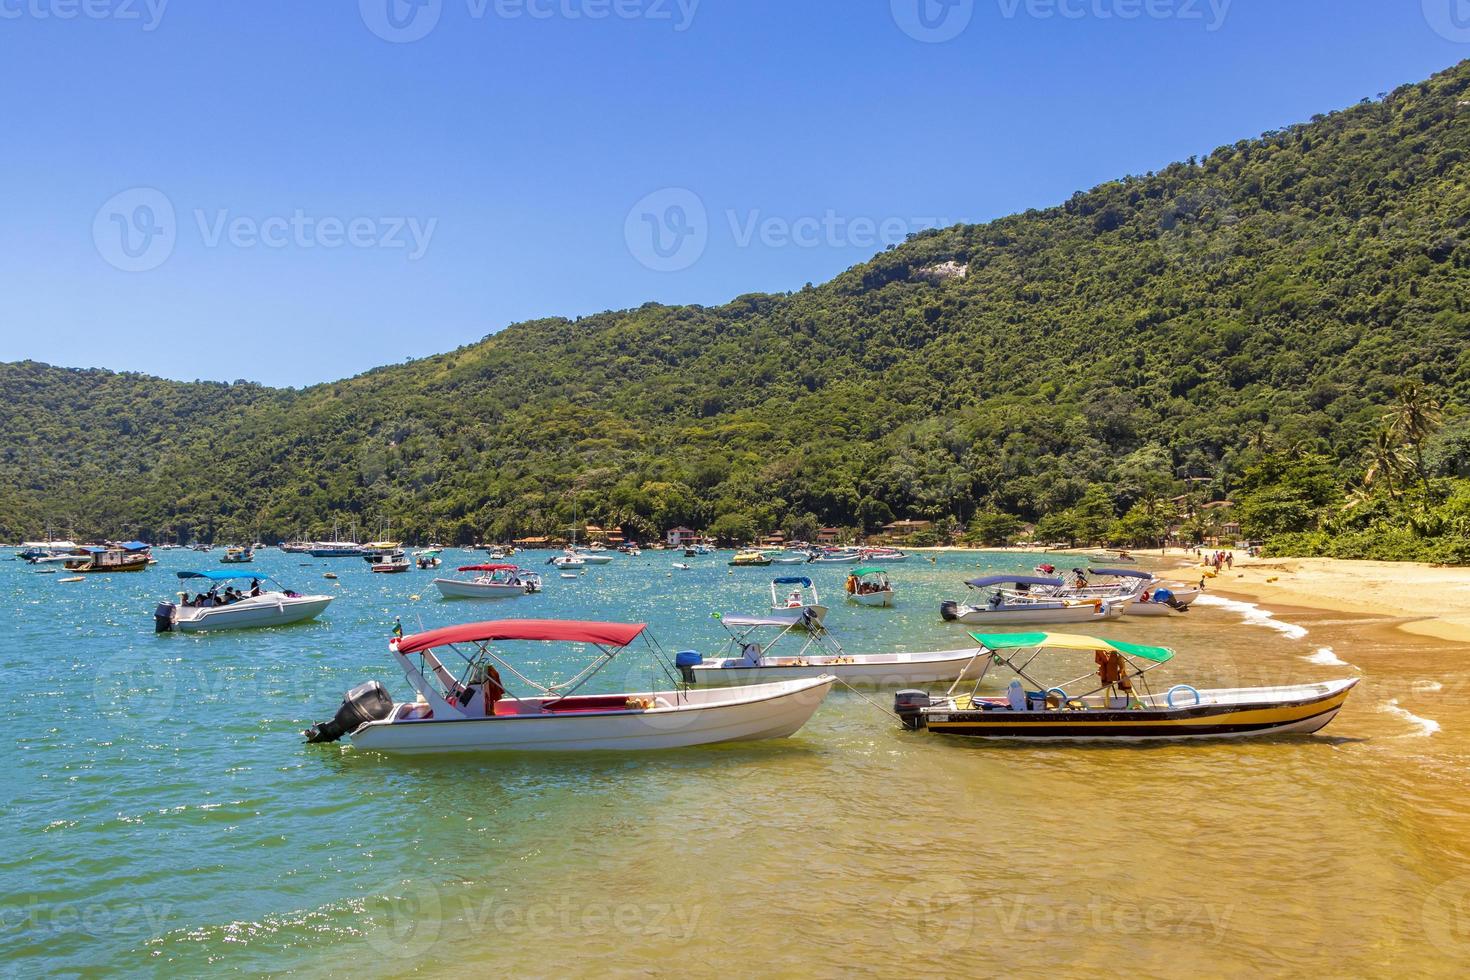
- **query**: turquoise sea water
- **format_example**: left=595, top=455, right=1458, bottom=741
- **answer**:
left=5, top=549, right=1468, bottom=976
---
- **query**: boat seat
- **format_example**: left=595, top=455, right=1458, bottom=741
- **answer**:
left=540, top=695, right=638, bottom=713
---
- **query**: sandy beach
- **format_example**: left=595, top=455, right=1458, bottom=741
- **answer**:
left=1186, top=555, right=1470, bottom=644
left=909, top=544, right=1470, bottom=644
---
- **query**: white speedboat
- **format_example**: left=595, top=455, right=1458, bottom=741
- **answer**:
left=548, top=554, right=587, bottom=569
left=1010, top=567, right=1201, bottom=615
left=568, top=548, right=614, bottom=565
left=940, top=575, right=1129, bottom=626
left=767, top=576, right=828, bottom=627
left=434, top=564, right=542, bottom=598
left=681, top=613, right=985, bottom=688
left=860, top=548, right=909, bottom=563
left=155, top=571, right=333, bottom=632
left=415, top=548, right=443, bottom=570
left=304, top=619, right=835, bottom=753
left=844, top=567, right=894, bottom=607
left=768, top=552, right=809, bottom=565
left=809, top=549, right=862, bottom=564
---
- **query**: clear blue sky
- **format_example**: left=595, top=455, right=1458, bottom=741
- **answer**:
left=1, top=0, right=1465, bottom=387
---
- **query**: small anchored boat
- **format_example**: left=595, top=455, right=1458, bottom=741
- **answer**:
left=844, top=567, right=894, bottom=607
left=940, top=575, right=1129, bottom=625
left=415, top=548, right=443, bottom=570
left=64, top=542, right=151, bottom=574
left=304, top=619, right=835, bottom=753
left=729, top=550, right=772, bottom=567
left=894, top=631, right=1359, bottom=740
left=155, top=571, right=334, bottom=632
left=679, top=612, right=984, bottom=688
left=767, top=576, right=828, bottom=627
left=220, top=545, right=254, bottom=564
left=433, top=564, right=543, bottom=598
left=366, top=551, right=411, bottom=573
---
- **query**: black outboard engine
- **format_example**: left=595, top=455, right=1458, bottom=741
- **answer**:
left=894, top=690, right=932, bottom=730
left=304, top=681, right=395, bottom=743
left=154, top=602, right=177, bottom=633
left=938, top=600, right=959, bottom=622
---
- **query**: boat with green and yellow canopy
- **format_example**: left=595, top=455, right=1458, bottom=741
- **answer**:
left=893, top=631, right=1357, bottom=740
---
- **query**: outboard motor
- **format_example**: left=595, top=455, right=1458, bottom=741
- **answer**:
left=675, top=651, right=703, bottom=684
left=939, top=600, right=959, bottom=622
left=154, top=602, right=177, bottom=633
left=1154, top=588, right=1188, bottom=612
left=304, top=680, right=395, bottom=743
left=894, top=690, right=932, bottom=730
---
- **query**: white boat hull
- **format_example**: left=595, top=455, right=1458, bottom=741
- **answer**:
left=690, top=649, right=983, bottom=687
left=768, top=556, right=809, bottom=565
left=173, top=595, right=333, bottom=632
left=944, top=601, right=1127, bottom=626
left=349, top=677, right=835, bottom=753
left=847, top=590, right=894, bottom=607
left=434, top=579, right=531, bottom=599
left=767, top=604, right=828, bottom=627
left=576, top=554, right=614, bottom=565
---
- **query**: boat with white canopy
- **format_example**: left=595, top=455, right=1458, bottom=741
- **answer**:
left=767, top=576, right=828, bottom=627
left=155, top=570, right=334, bottom=632
left=844, top=567, right=894, bottom=607
left=940, top=575, right=1129, bottom=625
left=678, top=612, right=985, bottom=687
left=894, top=632, right=1359, bottom=740
left=434, top=564, right=543, bottom=598
left=303, top=619, right=835, bottom=753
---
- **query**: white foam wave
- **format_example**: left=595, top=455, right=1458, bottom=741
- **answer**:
left=1305, top=646, right=1348, bottom=666
left=1192, top=594, right=1309, bottom=640
left=1380, top=699, right=1441, bottom=736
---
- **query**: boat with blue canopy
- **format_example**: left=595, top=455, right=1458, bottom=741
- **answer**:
left=940, top=574, right=1130, bottom=625
left=154, top=570, right=334, bottom=632
left=767, top=576, right=827, bottom=627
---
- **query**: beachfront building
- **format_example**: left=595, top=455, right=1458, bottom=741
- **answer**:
left=879, top=519, right=933, bottom=545
left=816, top=527, right=842, bottom=546
left=667, top=527, right=699, bottom=548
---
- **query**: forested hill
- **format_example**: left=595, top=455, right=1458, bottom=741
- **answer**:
left=5, top=60, right=1470, bottom=552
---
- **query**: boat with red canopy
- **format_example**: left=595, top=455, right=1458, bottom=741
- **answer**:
left=432, top=564, right=542, bottom=598
left=305, top=618, right=835, bottom=753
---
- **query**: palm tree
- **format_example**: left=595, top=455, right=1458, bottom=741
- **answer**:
left=1388, top=384, right=1444, bottom=510
left=1362, top=429, right=1408, bottom=499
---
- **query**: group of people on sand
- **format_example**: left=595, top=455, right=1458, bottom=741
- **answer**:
left=180, top=580, right=264, bottom=607
left=1205, top=550, right=1233, bottom=571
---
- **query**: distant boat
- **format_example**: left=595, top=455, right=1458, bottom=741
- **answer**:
left=64, top=542, right=152, bottom=574
left=220, top=545, right=254, bottom=564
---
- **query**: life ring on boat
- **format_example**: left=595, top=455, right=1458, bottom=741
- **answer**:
left=1046, top=687, right=1069, bottom=707
left=1166, top=684, right=1201, bottom=708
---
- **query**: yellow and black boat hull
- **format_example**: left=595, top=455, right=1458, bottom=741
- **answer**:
left=905, top=680, right=1358, bottom=740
